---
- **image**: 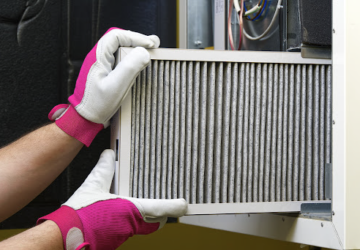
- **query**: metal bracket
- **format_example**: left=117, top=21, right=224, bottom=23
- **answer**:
left=300, top=203, right=332, bottom=220
left=301, top=44, right=332, bottom=59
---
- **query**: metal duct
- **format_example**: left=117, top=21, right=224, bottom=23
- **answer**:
left=129, top=59, right=332, bottom=204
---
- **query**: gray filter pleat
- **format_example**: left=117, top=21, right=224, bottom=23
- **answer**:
left=155, top=61, right=164, bottom=199
left=228, top=63, right=239, bottom=203
left=172, top=61, right=181, bottom=199
left=144, top=63, right=152, bottom=198
left=221, top=63, right=232, bottom=203
left=178, top=61, right=187, bottom=199
left=133, top=76, right=141, bottom=197
left=265, top=64, right=274, bottom=202
left=275, top=64, right=284, bottom=202
left=213, top=63, right=223, bottom=203
left=205, top=62, right=216, bottom=203
left=129, top=58, right=331, bottom=205
left=198, top=62, right=208, bottom=203
left=191, top=62, right=200, bottom=204
left=281, top=65, right=289, bottom=202
left=252, top=64, right=262, bottom=203
left=247, top=64, right=256, bottom=203
left=138, top=70, right=146, bottom=198
left=319, top=65, right=326, bottom=200
left=167, top=61, right=175, bottom=199
left=149, top=61, right=158, bottom=199
left=325, top=66, right=332, bottom=164
left=235, top=63, right=245, bottom=203
left=293, top=65, right=301, bottom=201
left=242, top=63, right=251, bottom=203
left=287, top=65, right=294, bottom=201
left=313, top=65, right=320, bottom=200
left=306, top=65, right=313, bottom=200
left=270, top=64, right=279, bottom=203
left=299, top=65, right=307, bottom=201
left=161, top=61, right=170, bottom=199
left=185, top=62, right=193, bottom=202
left=262, top=64, right=270, bottom=202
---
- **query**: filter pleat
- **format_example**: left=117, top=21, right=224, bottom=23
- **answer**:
left=229, top=63, right=239, bottom=203
left=205, top=62, right=216, bottom=203
left=299, top=65, right=307, bottom=201
left=144, top=62, right=152, bottom=198
left=252, top=64, right=262, bottom=203
left=235, top=63, right=246, bottom=203
left=306, top=65, right=313, bottom=200
left=287, top=65, right=295, bottom=201
left=319, top=65, right=326, bottom=200
left=214, top=62, right=224, bottom=203
left=271, top=64, right=279, bottom=202
left=191, top=62, right=200, bottom=204
left=149, top=61, right=158, bottom=199
left=172, top=61, right=181, bottom=199
left=138, top=70, right=146, bottom=198
left=221, top=63, right=232, bottom=203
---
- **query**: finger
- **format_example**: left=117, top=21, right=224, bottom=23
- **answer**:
left=123, top=198, right=188, bottom=218
left=80, top=149, right=115, bottom=193
left=103, top=47, right=150, bottom=117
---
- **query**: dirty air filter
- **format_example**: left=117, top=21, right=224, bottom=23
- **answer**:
left=111, top=48, right=332, bottom=214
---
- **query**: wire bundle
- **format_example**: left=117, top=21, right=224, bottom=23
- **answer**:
left=228, top=0, right=283, bottom=48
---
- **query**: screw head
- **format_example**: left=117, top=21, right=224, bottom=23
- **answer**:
left=321, top=223, right=324, bottom=227
left=333, top=120, right=335, bottom=125
left=333, top=29, right=335, bottom=33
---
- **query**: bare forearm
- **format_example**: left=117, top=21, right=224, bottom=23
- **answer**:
left=0, top=220, right=63, bottom=250
left=0, top=123, right=83, bottom=222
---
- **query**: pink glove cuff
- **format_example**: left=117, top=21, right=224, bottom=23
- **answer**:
left=37, top=206, right=88, bottom=250
left=54, top=105, right=103, bottom=147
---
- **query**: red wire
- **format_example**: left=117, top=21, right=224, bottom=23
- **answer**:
left=228, top=0, right=244, bottom=50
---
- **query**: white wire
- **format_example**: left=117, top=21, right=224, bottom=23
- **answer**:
left=234, top=0, right=241, bottom=13
left=243, top=0, right=282, bottom=41
left=244, top=4, right=261, bottom=16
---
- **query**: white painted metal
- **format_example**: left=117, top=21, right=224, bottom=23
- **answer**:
left=120, top=47, right=331, bottom=65
left=187, top=201, right=330, bottom=215
left=180, top=214, right=343, bottom=249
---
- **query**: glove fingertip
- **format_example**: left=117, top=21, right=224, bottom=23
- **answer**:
left=148, top=35, right=160, bottom=48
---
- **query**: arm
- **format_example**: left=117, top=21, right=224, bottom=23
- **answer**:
left=0, top=150, right=187, bottom=250
left=0, top=28, right=160, bottom=223
left=0, top=220, right=63, bottom=250
left=0, top=123, right=83, bottom=222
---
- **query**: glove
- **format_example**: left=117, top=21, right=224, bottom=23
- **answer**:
left=37, top=149, right=188, bottom=250
left=49, top=28, right=160, bottom=146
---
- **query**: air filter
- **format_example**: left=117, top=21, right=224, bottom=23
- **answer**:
left=111, top=48, right=332, bottom=214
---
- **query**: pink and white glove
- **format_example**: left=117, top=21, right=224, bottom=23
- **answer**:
left=49, top=28, right=160, bottom=146
left=37, top=149, right=187, bottom=250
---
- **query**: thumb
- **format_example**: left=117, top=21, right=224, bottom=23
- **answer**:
left=80, top=149, right=115, bottom=193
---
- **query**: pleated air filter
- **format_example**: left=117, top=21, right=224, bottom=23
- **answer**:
left=111, top=48, right=332, bottom=214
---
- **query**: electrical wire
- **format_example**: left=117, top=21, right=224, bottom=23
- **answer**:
left=245, top=0, right=266, bottom=21
left=243, top=0, right=282, bottom=40
left=228, top=0, right=244, bottom=50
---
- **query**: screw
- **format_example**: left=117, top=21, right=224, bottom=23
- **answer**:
left=333, top=120, right=335, bottom=125
left=332, top=211, right=335, bottom=216
left=321, top=223, right=324, bottom=227
left=333, top=29, right=335, bottom=33
left=194, top=40, right=202, bottom=46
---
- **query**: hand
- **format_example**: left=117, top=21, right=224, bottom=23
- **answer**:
left=37, top=149, right=188, bottom=250
left=49, top=28, right=160, bottom=146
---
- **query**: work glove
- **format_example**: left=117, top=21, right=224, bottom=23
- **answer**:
left=49, top=28, right=160, bottom=146
left=37, top=149, right=188, bottom=250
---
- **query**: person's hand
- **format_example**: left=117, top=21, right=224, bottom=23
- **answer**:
left=49, top=28, right=160, bottom=146
left=37, top=149, right=187, bottom=250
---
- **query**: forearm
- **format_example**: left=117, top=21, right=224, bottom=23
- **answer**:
left=0, top=220, right=63, bottom=250
left=0, top=123, right=83, bottom=222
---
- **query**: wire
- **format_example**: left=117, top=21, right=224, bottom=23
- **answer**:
left=243, top=0, right=282, bottom=40
left=245, top=0, right=267, bottom=21
left=228, top=0, right=244, bottom=50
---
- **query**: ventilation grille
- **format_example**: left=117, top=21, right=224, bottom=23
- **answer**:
left=129, top=60, right=332, bottom=204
